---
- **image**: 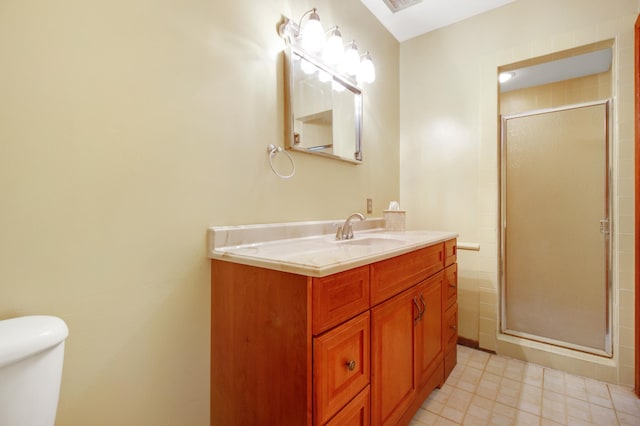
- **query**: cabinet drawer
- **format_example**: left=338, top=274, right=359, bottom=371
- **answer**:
left=444, top=303, right=458, bottom=353
left=313, top=266, right=370, bottom=335
left=444, top=239, right=457, bottom=267
left=370, top=244, right=444, bottom=306
left=314, top=311, right=370, bottom=425
left=324, top=385, right=370, bottom=426
left=444, top=264, right=457, bottom=309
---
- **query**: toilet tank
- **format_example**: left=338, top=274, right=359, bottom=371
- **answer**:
left=0, top=316, right=69, bottom=426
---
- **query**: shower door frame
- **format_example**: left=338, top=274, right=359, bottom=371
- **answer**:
left=499, top=99, right=613, bottom=357
left=633, top=12, right=639, bottom=397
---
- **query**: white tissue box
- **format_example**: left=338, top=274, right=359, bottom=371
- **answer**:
left=384, top=210, right=406, bottom=232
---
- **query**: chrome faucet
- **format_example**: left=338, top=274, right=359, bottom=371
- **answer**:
left=335, top=212, right=365, bottom=240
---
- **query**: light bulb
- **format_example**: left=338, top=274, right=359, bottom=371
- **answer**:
left=342, top=41, right=360, bottom=76
left=300, top=58, right=316, bottom=75
left=499, top=71, right=515, bottom=83
left=301, top=10, right=325, bottom=53
left=322, top=27, right=344, bottom=65
left=358, top=52, right=375, bottom=84
left=318, top=70, right=331, bottom=82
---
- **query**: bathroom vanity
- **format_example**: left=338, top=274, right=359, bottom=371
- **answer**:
left=208, top=220, right=457, bottom=425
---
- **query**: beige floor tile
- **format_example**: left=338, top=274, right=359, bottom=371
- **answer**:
left=410, top=346, right=640, bottom=426
left=565, top=396, right=591, bottom=422
left=609, top=384, right=640, bottom=417
left=543, top=369, right=566, bottom=394
left=485, top=355, right=508, bottom=376
left=457, top=366, right=483, bottom=393
left=491, top=402, right=518, bottom=426
left=476, top=373, right=501, bottom=400
left=524, top=364, right=544, bottom=388
left=542, top=390, right=567, bottom=424
left=515, top=409, right=542, bottom=425
left=465, top=394, right=494, bottom=422
left=519, top=384, right=543, bottom=416
left=589, top=403, right=617, bottom=424
left=468, top=350, right=491, bottom=370
left=541, top=418, right=565, bottom=426
left=504, top=358, right=526, bottom=382
left=564, top=374, right=588, bottom=401
left=412, top=407, right=439, bottom=425
left=619, top=410, right=640, bottom=426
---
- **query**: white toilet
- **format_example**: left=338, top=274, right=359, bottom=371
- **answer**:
left=0, top=315, right=69, bottom=426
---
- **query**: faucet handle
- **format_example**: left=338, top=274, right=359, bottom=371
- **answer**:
left=335, top=225, right=343, bottom=240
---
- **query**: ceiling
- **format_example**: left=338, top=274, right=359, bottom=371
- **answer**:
left=358, top=1, right=612, bottom=91
left=359, top=0, right=517, bottom=42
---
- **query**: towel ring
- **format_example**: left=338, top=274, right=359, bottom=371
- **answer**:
left=267, top=144, right=295, bottom=179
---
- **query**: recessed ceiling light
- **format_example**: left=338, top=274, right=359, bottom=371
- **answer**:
left=499, top=71, right=515, bottom=83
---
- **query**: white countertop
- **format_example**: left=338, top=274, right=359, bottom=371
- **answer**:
left=208, top=219, right=457, bottom=277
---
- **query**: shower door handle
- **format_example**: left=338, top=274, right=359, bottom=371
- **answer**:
left=599, top=219, right=609, bottom=234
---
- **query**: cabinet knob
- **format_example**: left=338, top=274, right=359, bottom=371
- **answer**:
left=346, top=360, right=357, bottom=371
left=450, top=325, right=457, bottom=330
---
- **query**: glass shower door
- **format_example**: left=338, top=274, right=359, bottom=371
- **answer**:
left=500, top=101, right=611, bottom=356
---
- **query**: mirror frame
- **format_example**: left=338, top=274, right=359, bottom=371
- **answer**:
left=283, top=46, right=363, bottom=164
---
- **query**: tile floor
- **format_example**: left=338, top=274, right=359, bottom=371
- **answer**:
left=410, top=345, right=640, bottom=425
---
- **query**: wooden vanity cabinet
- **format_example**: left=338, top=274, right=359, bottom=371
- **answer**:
left=210, top=238, right=458, bottom=426
left=443, top=263, right=458, bottom=379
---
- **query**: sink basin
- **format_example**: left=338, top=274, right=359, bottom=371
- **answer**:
left=334, top=236, right=408, bottom=248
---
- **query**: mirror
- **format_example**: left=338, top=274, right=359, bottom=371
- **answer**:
left=283, top=46, right=363, bottom=163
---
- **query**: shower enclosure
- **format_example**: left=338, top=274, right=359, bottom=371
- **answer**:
left=500, top=100, right=612, bottom=356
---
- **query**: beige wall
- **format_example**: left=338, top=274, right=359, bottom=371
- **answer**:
left=0, top=1, right=399, bottom=425
left=400, top=0, right=637, bottom=385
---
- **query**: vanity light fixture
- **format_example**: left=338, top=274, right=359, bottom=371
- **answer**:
left=343, top=41, right=361, bottom=76
left=278, top=8, right=376, bottom=85
left=300, top=8, right=325, bottom=53
left=358, top=52, right=376, bottom=84
left=322, top=26, right=344, bottom=65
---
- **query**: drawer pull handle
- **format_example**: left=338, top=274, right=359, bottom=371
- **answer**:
left=448, top=284, right=457, bottom=288
left=413, top=297, right=421, bottom=324
left=346, top=360, right=357, bottom=371
left=419, top=294, right=426, bottom=320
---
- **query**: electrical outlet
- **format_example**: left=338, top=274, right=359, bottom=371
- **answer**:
left=366, top=198, right=373, bottom=214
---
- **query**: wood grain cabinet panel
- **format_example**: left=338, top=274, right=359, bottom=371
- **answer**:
left=313, top=266, right=370, bottom=335
left=444, top=303, right=459, bottom=381
left=445, top=263, right=457, bottom=310
left=416, top=272, right=444, bottom=389
left=314, top=312, right=370, bottom=425
left=370, top=244, right=444, bottom=306
left=371, top=287, right=417, bottom=426
left=324, top=385, right=370, bottom=426
left=445, top=303, right=458, bottom=353
left=445, top=239, right=457, bottom=267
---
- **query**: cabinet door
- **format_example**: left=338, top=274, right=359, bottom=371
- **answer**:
left=415, top=272, right=443, bottom=388
left=314, top=312, right=370, bottom=425
left=371, top=287, right=418, bottom=426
